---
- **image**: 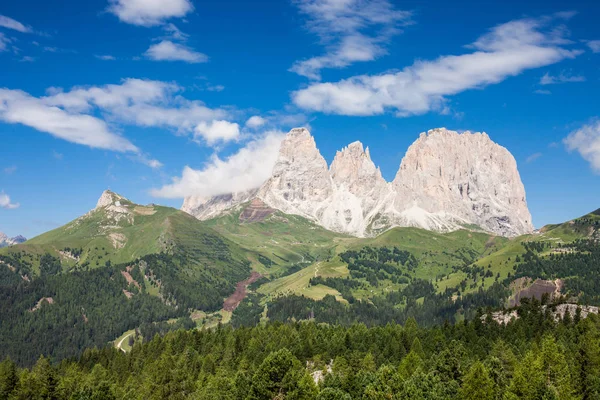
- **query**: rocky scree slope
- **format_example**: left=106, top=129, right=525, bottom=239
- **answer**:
left=183, top=128, right=533, bottom=237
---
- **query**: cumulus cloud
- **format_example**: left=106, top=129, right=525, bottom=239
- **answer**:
left=0, top=78, right=242, bottom=168
left=0, top=15, right=31, bottom=33
left=293, top=14, right=583, bottom=116
left=151, top=131, right=285, bottom=198
left=194, top=120, right=240, bottom=145
left=0, top=192, right=19, bottom=209
left=144, top=40, right=208, bottom=63
left=587, top=40, right=600, bottom=53
left=42, top=78, right=227, bottom=135
left=0, top=88, right=139, bottom=152
left=245, top=115, right=266, bottom=128
left=564, top=120, right=600, bottom=173
left=539, top=71, right=585, bottom=85
left=291, top=0, right=411, bottom=80
left=107, top=0, right=193, bottom=27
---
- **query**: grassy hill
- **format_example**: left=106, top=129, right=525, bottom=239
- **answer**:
left=203, top=202, right=347, bottom=275
left=0, top=191, right=254, bottom=365
left=1, top=191, right=253, bottom=275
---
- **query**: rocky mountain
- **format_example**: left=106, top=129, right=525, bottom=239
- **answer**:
left=392, top=129, right=532, bottom=236
left=182, top=127, right=534, bottom=237
left=0, top=232, right=26, bottom=248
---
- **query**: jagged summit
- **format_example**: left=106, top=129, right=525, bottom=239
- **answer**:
left=182, top=127, right=534, bottom=237
left=0, top=232, right=27, bottom=248
left=95, top=190, right=128, bottom=209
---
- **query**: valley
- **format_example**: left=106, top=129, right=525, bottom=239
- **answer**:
left=2, top=188, right=598, bottom=369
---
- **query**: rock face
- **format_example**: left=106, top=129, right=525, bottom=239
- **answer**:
left=392, top=129, right=533, bottom=236
left=256, top=128, right=333, bottom=220
left=0, top=232, right=27, bottom=248
left=182, top=127, right=534, bottom=237
left=182, top=189, right=258, bottom=221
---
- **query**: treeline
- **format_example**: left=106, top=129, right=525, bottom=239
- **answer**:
left=2, top=299, right=600, bottom=399
left=266, top=281, right=508, bottom=328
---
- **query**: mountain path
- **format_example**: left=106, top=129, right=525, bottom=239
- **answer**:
left=116, top=332, right=134, bottom=353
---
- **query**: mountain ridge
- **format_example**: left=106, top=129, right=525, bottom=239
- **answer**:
left=0, top=232, right=26, bottom=248
left=183, top=127, right=533, bottom=237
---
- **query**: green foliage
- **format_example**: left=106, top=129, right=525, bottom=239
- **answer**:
left=1, top=303, right=600, bottom=399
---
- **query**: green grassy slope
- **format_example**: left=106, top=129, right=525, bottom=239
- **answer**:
left=1, top=192, right=250, bottom=276
left=203, top=204, right=346, bottom=275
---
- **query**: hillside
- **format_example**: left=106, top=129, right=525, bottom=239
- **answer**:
left=203, top=199, right=347, bottom=275
left=227, top=206, right=600, bottom=329
left=2, top=188, right=598, bottom=366
left=0, top=191, right=252, bottom=365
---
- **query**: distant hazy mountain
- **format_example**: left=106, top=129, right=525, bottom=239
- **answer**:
left=0, top=232, right=26, bottom=248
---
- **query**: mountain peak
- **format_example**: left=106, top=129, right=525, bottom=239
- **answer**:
left=95, top=190, right=128, bottom=210
left=183, top=127, right=533, bottom=237
left=0, top=232, right=27, bottom=248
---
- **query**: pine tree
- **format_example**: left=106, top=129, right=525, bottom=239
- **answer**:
left=458, top=361, right=496, bottom=400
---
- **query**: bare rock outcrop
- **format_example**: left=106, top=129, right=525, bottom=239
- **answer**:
left=392, top=128, right=533, bottom=236
left=182, top=127, right=534, bottom=237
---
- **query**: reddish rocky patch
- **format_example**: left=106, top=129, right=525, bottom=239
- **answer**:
left=30, top=297, right=54, bottom=312
left=223, top=271, right=263, bottom=312
left=509, top=278, right=563, bottom=307
left=239, top=199, right=275, bottom=223
left=121, top=270, right=141, bottom=290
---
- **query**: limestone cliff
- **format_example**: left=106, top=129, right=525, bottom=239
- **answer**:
left=182, top=127, right=534, bottom=237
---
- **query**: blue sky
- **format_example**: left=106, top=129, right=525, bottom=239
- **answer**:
left=1, top=0, right=599, bottom=238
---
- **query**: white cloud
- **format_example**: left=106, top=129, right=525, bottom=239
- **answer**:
left=0, top=33, right=11, bottom=52
left=20, top=56, right=35, bottom=62
left=0, top=15, right=31, bottom=33
left=539, top=71, right=585, bottom=85
left=107, top=0, right=193, bottom=27
left=144, top=40, right=208, bottom=63
left=291, top=0, right=411, bottom=80
left=194, top=120, right=240, bottom=145
left=0, top=78, right=246, bottom=171
left=564, top=120, right=600, bottom=173
left=587, top=40, right=600, bottom=53
left=526, top=152, right=542, bottom=163
left=3, top=166, right=16, bottom=174
left=95, top=55, right=116, bottom=60
left=292, top=14, right=582, bottom=116
left=534, top=89, right=552, bottom=95
left=161, top=23, right=188, bottom=41
left=0, top=192, right=19, bottom=209
left=151, top=131, right=285, bottom=198
left=0, top=88, right=139, bottom=152
left=206, top=84, right=224, bottom=92
left=42, top=78, right=227, bottom=134
left=245, top=115, right=266, bottom=128
left=133, top=154, right=163, bottom=169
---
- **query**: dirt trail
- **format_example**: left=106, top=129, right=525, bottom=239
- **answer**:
left=116, top=332, right=134, bottom=353
left=222, top=271, right=262, bottom=312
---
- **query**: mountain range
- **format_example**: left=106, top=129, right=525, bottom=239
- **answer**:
left=0, top=232, right=26, bottom=248
left=1, top=127, right=599, bottom=368
left=183, top=127, right=533, bottom=237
